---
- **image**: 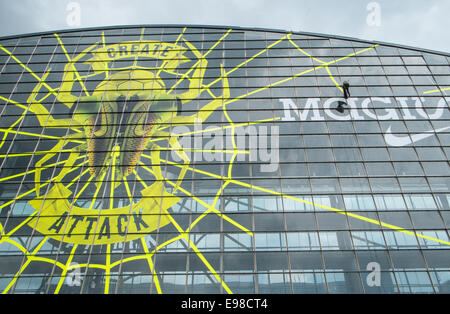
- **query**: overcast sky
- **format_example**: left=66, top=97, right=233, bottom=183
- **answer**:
left=0, top=0, right=449, bottom=53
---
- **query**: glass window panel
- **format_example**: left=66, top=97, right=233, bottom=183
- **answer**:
left=404, top=194, right=438, bottom=210
left=308, top=163, right=337, bottom=177
left=406, top=66, right=431, bottom=75
left=352, top=231, right=386, bottom=249
left=287, top=232, right=320, bottom=250
left=283, top=195, right=314, bottom=211
left=369, top=178, right=401, bottom=192
left=354, top=121, right=382, bottom=133
left=416, top=147, right=446, bottom=160
left=410, top=211, right=444, bottom=229
left=390, top=250, right=427, bottom=269
left=310, top=179, right=340, bottom=193
left=357, top=134, right=387, bottom=147
left=344, top=195, right=376, bottom=211
left=380, top=212, right=413, bottom=230
left=334, top=148, right=362, bottom=161
left=428, top=178, right=450, bottom=192
left=291, top=272, right=327, bottom=293
left=393, top=162, right=424, bottom=176
left=318, top=232, right=340, bottom=250
left=280, top=163, right=308, bottom=177
left=336, top=163, right=366, bottom=176
left=331, top=135, right=358, bottom=147
left=365, top=163, right=396, bottom=176
left=313, top=195, right=344, bottom=212
left=327, top=121, right=354, bottom=133
left=303, top=135, right=331, bottom=147
left=388, top=148, right=418, bottom=161
left=419, top=232, right=450, bottom=249
left=399, top=177, right=431, bottom=192
left=383, top=66, right=408, bottom=75
left=340, top=178, right=371, bottom=193
left=306, top=148, right=334, bottom=162
left=316, top=213, right=349, bottom=230
left=285, top=212, right=317, bottom=231
left=255, top=232, right=286, bottom=251
left=422, top=162, right=450, bottom=176
left=374, top=195, right=407, bottom=211
left=394, top=271, right=434, bottom=293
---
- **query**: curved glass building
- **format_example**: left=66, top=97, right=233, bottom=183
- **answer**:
left=0, top=25, right=449, bottom=294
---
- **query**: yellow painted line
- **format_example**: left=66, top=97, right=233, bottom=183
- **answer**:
left=0, top=188, right=38, bottom=211
left=288, top=35, right=325, bottom=64
left=0, top=95, right=28, bottom=110
left=174, top=27, right=187, bottom=45
left=88, top=172, right=107, bottom=210
left=134, top=171, right=148, bottom=188
left=423, top=87, right=450, bottom=94
left=2, top=213, right=37, bottom=239
left=205, top=33, right=291, bottom=89
left=110, top=255, right=149, bottom=267
left=225, top=44, right=379, bottom=105
left=325, top=66, right=344, bottom=92
left=104, top=244, right=111, bottom=294
left=0, top=153, right=82, bottom=183
left=205, top=86, right=217, bottom=99
left=163, top=177, right=252, bottom=236
left=0, top=158, right=87, bottom=241
left=167, top=29, right=232, bottom=94
left=139, top=162, right=252, bottom=236
left=0, top=97, right=28, bottom=151
left=123, top=176, right=133, bottom=203
left=0, top=149, right=74, bottom=158
left=141, top=237, right=162, bottom=294
left=0, top=115, right=24, bottom=150
left=54, top=33, right=90, bottom=96
left=101, top=31, right=106, bottom=47
left=66, top=167, right=91, bottom=189
left=0, top=128, right=85, bottom=143
left=189, top=240, right=233, bottom=294
left=223, top=97, right=239, bottom=179
left=54, top=244, right=78, bottom=294
left=204, top=29, right=233, bottom=57
left=109, top=147, right=118, bottom=209
left=136, top=163, right=232, bottom=293
left=0, top=45, right=58, bottom=96
left=28, top=256, right=65, bottom=269
left=166, top=213, right=233, bottom=294
left=3, top=238, right=28, bottom=254
left=157, top=27, right=188, bottom=76
left=164, top=159, right=450, bottom=247
left=154, top=235, right=185, bottom=252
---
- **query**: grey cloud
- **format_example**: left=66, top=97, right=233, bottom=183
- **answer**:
left=0, top=0, right=448, bottom=53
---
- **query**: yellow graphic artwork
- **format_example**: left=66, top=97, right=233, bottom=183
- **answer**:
left=23, top=36, right=231, bottom=246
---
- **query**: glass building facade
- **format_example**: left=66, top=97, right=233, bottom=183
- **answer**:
left=0, top=25, right=449, bottom=294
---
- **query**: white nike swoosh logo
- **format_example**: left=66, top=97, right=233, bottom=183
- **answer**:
left=384, top=125, right=450, bottom=147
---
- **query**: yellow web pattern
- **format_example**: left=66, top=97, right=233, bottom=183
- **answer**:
left=0, top=27, right=449, bottom=295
